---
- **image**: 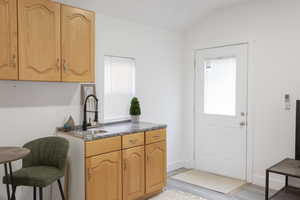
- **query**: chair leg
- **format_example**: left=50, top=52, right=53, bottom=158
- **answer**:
left=11, top=186, right=16, bottom=200
left=33, top=187, right=36, bottom=200
left=57, top=179, right=65, bottom=200
left=39, top=187, right=43, bottom=200
left=8, top=162, right=16, bottom=200
left=4, top=163, right=10, bottom=200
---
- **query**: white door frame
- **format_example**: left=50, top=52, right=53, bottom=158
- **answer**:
left=192, top=42, right=253, bottom=183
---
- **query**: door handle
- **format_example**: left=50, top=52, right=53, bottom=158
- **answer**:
left=240, top=122, right=246, bottom=126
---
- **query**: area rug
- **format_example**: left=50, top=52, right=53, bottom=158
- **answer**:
left=171, top=169, right=246, bottom=194
left=149, top=190, right=207, bottom=200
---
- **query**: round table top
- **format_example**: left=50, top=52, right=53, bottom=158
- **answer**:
left=0, top=147, right=30, bottom=164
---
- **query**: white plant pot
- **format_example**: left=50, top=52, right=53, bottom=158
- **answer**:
left=131, top=115, right=140, bottom=123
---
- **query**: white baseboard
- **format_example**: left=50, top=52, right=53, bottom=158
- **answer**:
left=183, top=160, right=195, bottom=169
left=252, top=174, right=284, bottom=190
left=167, top=160, right=196, bottom=172
left=167, top=161, right=187, bottom=172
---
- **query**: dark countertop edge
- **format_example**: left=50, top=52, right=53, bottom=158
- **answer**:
left=57, top=121, right=167, bottom=141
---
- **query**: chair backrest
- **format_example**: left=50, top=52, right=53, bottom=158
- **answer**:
left=23, top=137, right=69, bottom=171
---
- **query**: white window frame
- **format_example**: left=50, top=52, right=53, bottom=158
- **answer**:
left=104, top=55, right=136, bottom=123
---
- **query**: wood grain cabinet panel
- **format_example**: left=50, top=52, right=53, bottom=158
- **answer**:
left=0, top=0, right=18, bottom=80
left=85, top=136, right=121, bottom=157
left=122, top=146, right=145, bottom=200
left=146, top=129, right=166, bottom=144
left=86, top=151, right=122, bottom=200
left=122, top=132, right=144, bottom=149
left=18, top=0, right=61, bottom=81
left=146, top=141, right=166, bottom=194
left=61, top=5, right=95, bottom=83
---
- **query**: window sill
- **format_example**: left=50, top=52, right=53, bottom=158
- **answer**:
left=103, top=116, right=131, bottom=124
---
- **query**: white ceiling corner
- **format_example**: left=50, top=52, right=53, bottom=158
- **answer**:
left=62, top=0, right=252, bottom=31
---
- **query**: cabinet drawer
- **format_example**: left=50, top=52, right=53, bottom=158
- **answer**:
left=122, top=132, right=144, bottom=149
left=146, top=129, right=166, bottom=144
left=85, top=136, right=121, bottom=157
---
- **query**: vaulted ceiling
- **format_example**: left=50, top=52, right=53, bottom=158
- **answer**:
left=62, top=0, right=251, bottom=31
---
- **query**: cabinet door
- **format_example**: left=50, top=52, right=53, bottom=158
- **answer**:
left=0, top=0, right=18, bottom=80
left=123, top=146, right=145, bottom=200
left=61, top=5, right=95, bottom=83
left=86, top=151, right=122, bottom=200
left=146, top=141, right=166, bottom=194
left=18, top=0, right=61, bottom=81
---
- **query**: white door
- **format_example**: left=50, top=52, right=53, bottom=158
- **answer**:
left=195, top=44, right=248, bottom=180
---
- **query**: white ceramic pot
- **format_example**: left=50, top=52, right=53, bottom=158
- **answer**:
left=131, top=115, right=140, bottom=123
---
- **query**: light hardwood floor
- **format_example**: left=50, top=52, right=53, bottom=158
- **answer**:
left=167, top=169, right=276, bottom=200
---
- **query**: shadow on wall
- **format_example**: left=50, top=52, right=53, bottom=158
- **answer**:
left=0, top=81, right=80, bottom=108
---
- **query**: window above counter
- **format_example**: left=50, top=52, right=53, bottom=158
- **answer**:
left=104, top=55, right=136, bottom=122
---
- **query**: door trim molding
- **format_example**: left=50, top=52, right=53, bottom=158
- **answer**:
left=194, top=42, right=249, bottom=52
left=192, top=42, right=253, bottom=183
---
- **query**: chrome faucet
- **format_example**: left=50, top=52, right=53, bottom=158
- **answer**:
left=82, top=94, right=98, bottom=131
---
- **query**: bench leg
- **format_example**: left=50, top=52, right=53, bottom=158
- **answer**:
left=265, top=170, right=269, bottom=200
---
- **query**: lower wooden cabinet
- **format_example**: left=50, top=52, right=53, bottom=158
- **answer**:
left=122, top=146, right=145, bottom=200
left=64, top=129, right=166, bottom=200
left=86, top=151, right=122, bottom=200
left=146, top=141, right=167, bottom=194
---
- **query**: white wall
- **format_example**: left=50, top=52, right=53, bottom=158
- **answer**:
left=183, top=0, right=300, bottom=189
left=0, top=81, right=81, bottom=200
left=0, top=3, right=184, bottom=200
left=92, top=13, right=184, bottom=171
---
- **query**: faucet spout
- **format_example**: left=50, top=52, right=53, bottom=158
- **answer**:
left=83, top=94, right=99, bottom=131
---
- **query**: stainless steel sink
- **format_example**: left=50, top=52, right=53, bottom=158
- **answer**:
left=87, top=128, right=107, bottom=136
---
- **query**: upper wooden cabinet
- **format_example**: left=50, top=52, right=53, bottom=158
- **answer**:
left=0, top=0, right=95, bottom=82
left=18, top=0, right=61, bottom=81
left=0, top=0, right=18, bottom=80
left=61, top=5, right=95, bottom=83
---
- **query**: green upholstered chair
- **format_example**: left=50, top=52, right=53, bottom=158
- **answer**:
left=3, top=137, right=69, bottom=200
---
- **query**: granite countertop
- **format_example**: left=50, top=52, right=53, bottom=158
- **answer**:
left=57, top=121, right=167, bottom=141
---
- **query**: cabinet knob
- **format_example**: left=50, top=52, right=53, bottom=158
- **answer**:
left=56, top=58, right=60, bottom=71
left=63, top=59, right=68, bottom=72
left=11, top=54, right=17, bottom=68
left=129, top=139, right=137, bottom=144
left=123, top=159, right=127, bottom=170
left=87, top=168, right=92, bottom=181
left=152, top=135, right=160, bottom=139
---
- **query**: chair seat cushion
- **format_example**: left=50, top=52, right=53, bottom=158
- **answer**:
left=3, top=166, right=64, bottom=187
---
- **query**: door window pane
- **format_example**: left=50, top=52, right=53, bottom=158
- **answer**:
left=204, top=57, right=237, bottom=116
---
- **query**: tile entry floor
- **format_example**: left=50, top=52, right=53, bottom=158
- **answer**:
left=167, top=168, right=276, bottom=200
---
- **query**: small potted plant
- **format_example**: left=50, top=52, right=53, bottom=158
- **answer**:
left=130, top=97, right=141, bottom=123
